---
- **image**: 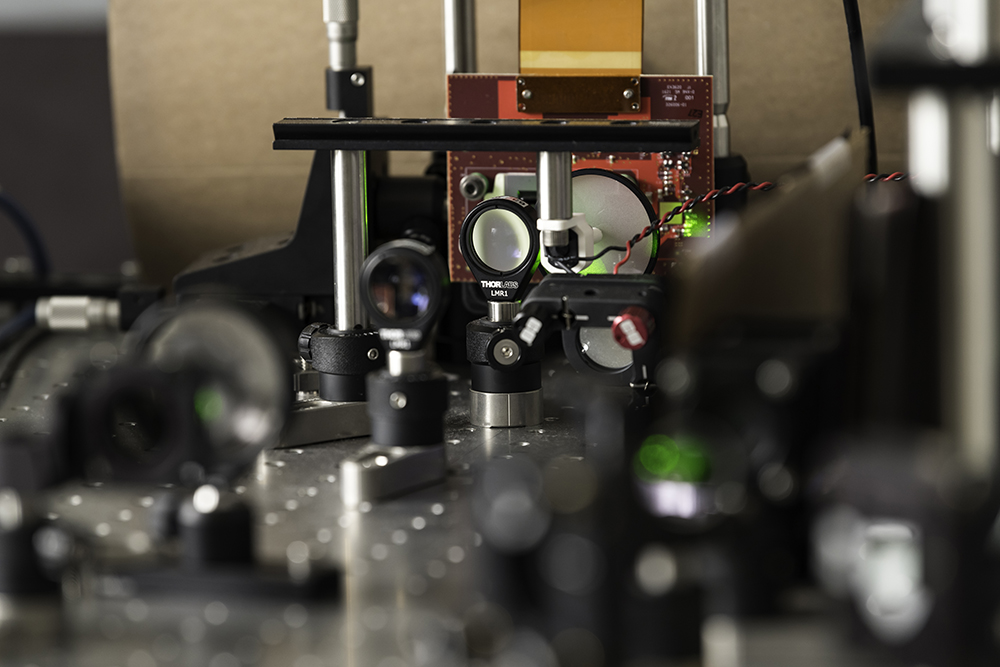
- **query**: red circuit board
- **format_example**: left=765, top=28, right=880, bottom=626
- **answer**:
left=446, top=74, right=714, bottom=282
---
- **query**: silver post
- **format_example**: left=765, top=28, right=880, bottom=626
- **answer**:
left=537, top=151, right=573, bottom=247
left=695, top=0, right=731, bottom=157
left=940, top=91, right=1000, bottom=477
left=488, top=301, right=519, bottom=323
left=930, top=0, right=1000, bottom=478
left=324, top=0, right=358, bottom=71
left=387, top=350, right=426, bottom=376
left=332, top=150, right=368, bottom=331
left=444, top=0, right=477, bottom=74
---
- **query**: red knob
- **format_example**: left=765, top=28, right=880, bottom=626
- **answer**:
left=611, top=307, right=654, bottom=351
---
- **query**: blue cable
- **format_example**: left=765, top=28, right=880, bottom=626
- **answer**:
left=0, top=189, right=51, bottom=347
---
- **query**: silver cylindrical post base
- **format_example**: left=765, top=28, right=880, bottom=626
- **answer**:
left=470, top=389, right=543, bottom=428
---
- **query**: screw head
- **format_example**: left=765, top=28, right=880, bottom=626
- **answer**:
left=350, top=72, right=366, bottom=87
left=631, top=102, right=640, bottom=111
left=389, top=391, right=407, bottom=410
left=367, top=348, right=379, bottom=361
left=518, top=103, right=526, bottom=112
left=492, top=339, right=520, bottom=366
left=521, top=89, right=532, bottom=100
left=517, top=78, right=525, bottom=85
left=623, top=89, right=635, bottom=99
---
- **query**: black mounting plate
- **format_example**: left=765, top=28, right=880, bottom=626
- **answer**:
left=273, top=117, right=700, bottom=153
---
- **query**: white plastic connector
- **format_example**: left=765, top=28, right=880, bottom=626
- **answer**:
left=537, top=213, right=603, bottom=274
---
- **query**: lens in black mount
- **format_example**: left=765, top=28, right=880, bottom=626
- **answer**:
left=360, top=239, right=448, bottom=345
left=460, top=196, right=540, bottom=303
left=469, top=207, right=533, bottom=272
left=367, top=255, right=432, bottom=324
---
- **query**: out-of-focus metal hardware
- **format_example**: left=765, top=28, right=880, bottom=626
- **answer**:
left=283, top=399, right=370, bottom=447
left=35, top=296, right=120, bottom=331
left=340, top=444, right=447, bottom=507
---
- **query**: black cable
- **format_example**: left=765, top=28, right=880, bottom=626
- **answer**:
left=0, top=190, right=51, bottom=278
left=0, top=190, right=51, bottom=348
left=842, top=0, right=878, bottom=175
left=543, top=182, right=776, bottom=273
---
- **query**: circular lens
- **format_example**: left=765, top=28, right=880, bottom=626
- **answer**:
left=471, top=208, right=532, bottom=273
left=579, top=327, right=632, bottom=371
left=367, top=255, right=432, bottom=323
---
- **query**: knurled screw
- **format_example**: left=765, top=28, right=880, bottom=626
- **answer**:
left=623, top=89, right=635, bottom=99
left=521, top=89, right=533, bottom=100
left=367, top=348, right=379, bottom=361
left=389, top=392, right=407, bottom=409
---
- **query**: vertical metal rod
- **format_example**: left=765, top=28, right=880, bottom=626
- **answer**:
left=537, top=151, right=573, bottom=247
left=942, top=91, right=1000, bottom=477
left=332, top=150, right=369, bottom=331
left=695, top=0, right=731, bottom=157
left=444, top=0, right=477, bottom=74
left=324, top=0, right=359, bottom=71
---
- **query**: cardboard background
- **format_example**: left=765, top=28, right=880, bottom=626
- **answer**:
left=108, top=0, right=907, bottom=284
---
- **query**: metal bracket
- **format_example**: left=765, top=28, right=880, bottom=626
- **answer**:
left=340, top=444, right=447, bottom=508
left=515, top=75, right=641, bottom=114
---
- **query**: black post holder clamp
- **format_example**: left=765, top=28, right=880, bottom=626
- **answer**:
left=298, top=323, right=384, bottom=402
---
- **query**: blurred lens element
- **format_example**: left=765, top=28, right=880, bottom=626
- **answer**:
left=368, top=255, right=432, bottom=323
left=142, top=303, right=289, bottom=475
left=72, top=302, right=291, bottom=485
left=472, top=208, right=532, bottom=272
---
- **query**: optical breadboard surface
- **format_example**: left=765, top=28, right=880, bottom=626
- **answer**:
left=445, top=74, right=715, bottom=283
